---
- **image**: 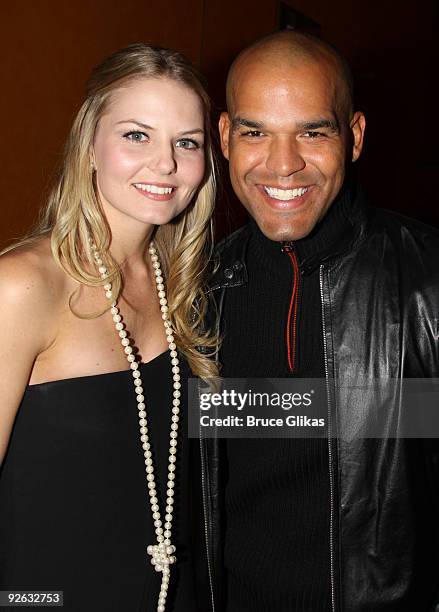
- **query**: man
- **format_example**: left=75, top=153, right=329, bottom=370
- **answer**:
left=198, top=31, right=439, bottom=611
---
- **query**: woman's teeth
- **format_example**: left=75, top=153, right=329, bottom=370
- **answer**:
left=134, top=183, right=174, bottom=195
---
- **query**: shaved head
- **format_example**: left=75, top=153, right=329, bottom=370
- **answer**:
left=219, top=29, right=365, bottom=242
left=226, top=30, right=354, bottom=121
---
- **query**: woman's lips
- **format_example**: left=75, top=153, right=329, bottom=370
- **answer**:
left=133, top=182, right=177, bottom=202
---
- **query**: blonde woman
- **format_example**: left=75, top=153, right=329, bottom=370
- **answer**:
left=0, top=44, right=217, bottom=611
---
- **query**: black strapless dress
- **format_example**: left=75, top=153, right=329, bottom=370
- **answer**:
left=0, top=352, right=197, bottom=611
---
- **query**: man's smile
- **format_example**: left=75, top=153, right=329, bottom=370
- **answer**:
left=261, top=185, right=309, bottom=201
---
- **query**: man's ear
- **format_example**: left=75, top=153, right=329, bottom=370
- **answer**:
left=219, top=112, right=231, bottom=160
left=350, top=111, right=366, bottom=162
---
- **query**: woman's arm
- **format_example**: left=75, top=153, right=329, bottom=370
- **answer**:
left=0, top=248, right=57, bottom=463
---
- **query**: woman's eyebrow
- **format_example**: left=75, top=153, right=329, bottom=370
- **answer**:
left=115, top=120, right=204, bottom=136
left=116, top=119, right=154, bottom=129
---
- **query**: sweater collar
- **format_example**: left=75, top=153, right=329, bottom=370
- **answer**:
left=249, top=181, right=357, bottom=276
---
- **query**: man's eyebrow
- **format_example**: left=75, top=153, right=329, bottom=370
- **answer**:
left=231, top=117, right=264, bottom=130
left=298, top=118, right=340, bottom=132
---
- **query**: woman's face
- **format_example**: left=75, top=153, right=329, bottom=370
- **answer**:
left=92, top=76, right=206, bottom=230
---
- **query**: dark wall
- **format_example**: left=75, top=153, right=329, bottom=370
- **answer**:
left=204, top=0, right=439, bottom=236
left=0, top=0, right=204, bottom=248
left=1, top=0, right=437, bottom=249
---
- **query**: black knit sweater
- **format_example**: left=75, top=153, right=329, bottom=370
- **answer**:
left=220, top=186, right=354, bottom=612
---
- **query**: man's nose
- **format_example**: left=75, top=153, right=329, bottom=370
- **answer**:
left=147, top=143, right=177, bottom=175
left=266, top=137, right=306, bottom=177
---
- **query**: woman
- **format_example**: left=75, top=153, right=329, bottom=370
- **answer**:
left=0, top=44, right=217, bottom=611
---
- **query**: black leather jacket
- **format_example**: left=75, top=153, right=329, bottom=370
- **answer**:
left=198, top=194, right=439, bottom=612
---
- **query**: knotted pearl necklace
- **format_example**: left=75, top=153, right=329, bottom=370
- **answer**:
left=90, top=239, right=180, bottom=612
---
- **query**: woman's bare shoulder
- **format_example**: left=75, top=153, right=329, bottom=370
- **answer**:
left=0, top=236, right=68, bottom=314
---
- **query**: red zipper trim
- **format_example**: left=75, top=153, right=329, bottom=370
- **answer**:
left=283, top=247, right=300, bottom=373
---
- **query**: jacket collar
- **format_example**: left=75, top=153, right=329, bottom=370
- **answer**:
left=211, top=182, right=369, bottom=291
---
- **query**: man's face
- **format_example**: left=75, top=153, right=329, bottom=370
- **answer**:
left=219, top=60, right=365, bottom=241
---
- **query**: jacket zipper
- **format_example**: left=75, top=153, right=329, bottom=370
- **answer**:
left=281, top=243, right=300, bottom=373
left=199, top=432, right=216, bottom=612
left=319, top=264, right=336, bottom=612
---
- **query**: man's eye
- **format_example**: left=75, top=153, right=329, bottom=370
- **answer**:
left=124, top=131, right=148, bottom=142
left=303, top=131, right=325, bottom=139
left=242, top=130, right=264, bottom=138
left=176, top=139, right=200, bottom=150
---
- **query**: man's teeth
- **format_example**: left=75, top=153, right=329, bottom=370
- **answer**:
left=263, top=186, right=308, bottom=201
left=134, top=183, right=174, bottom=195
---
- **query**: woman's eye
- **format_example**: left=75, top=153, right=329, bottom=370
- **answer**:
left=176, top=139, right=200, bottom=150
left=124, top=131, right=147, bottom=142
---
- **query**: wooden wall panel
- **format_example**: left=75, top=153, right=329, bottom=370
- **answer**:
left=1, top=0, right=437, bottom=249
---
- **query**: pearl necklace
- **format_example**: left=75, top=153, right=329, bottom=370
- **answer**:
left=90, top=239, right=180, bottom=612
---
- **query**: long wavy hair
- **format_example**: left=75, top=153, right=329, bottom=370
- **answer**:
left=3, top=44, right=218, bottom=379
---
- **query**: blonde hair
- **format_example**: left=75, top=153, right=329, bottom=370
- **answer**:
left=3, top=44, right=218, bottom=379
